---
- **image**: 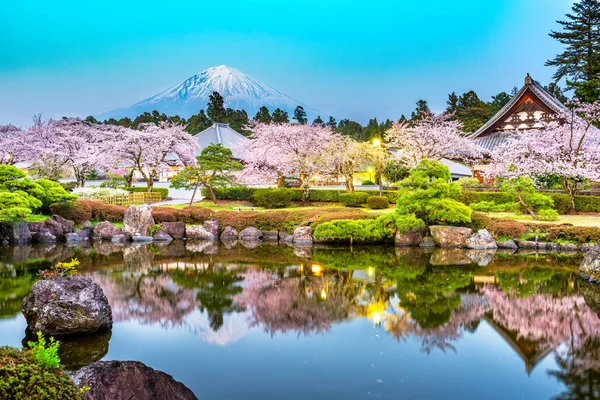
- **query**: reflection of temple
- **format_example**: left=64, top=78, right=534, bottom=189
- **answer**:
left=483, top=314, right=554, bottom=375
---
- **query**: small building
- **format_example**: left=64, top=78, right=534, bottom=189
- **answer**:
left=158, top=122, right=249, bottom=182
left=467, top=74, right=570, bottom=181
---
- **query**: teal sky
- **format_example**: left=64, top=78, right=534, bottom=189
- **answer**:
left=1, top=0, right=574, bottom=126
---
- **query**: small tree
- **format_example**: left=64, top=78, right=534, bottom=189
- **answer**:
left=382, top=158, right=410, bottom=184
left=170, top=144, right=243, bottom=204
left=499, top=177, right=555, bottom=219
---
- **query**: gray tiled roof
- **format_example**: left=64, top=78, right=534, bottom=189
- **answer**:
left=472, top=131, right=514, bottom=151
left=195, top=123, right=249, bottom=159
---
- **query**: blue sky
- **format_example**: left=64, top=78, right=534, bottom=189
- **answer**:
left=1, top=0, right=574, bottom=126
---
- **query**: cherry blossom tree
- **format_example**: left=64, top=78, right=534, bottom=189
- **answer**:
left=385, top=112, right=482, bottom=167
left=0, top=124, right=28, bottom=165
left=487, top=101, right=600, bottom=212
left=240, top=123, right=334, bottom=200
left=114, top=121, right=198, bottom=191
left=321, top=134, right=370, bottom=192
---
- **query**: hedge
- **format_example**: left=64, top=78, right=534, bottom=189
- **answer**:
left=339, top=192, right=369, bottom=207
left=120, top=186, right=169, bottom=199
left=203, top=187, right=400, bottom=203
left=250, top=188, right=294, bottom=209
left=459, top=191, right=600, bottom=214
left=367, top=196, right=390, bottom=209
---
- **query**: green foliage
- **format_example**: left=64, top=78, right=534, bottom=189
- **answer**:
left=148, top=224, right=162, bottom=236
left=59, top=181, right=77, bottom=192
left=367, top=195, right=389, bottom=209
left=0, top=165, right=26, bottom=183
left=396, top=160, right=471, bottom=225
left=100, top=174, right=126, bottom=188
left=121, top=186, right=169, bottom=199
left=27, top=332, right=61, bottom=370
left=470, top=200, right=518, bottom=213
left=34, top=179, right=77, bottom=209
left=339, top=192, right=369, bottom=207
left=377, top=213, right=425, bottom=233
left=455, top=177, right=482, bottom=188
left=251, top=188, right=294, bottom=209
left=361, top=180, right=375, bottom=185
left=381, top=159, right=410, bottom=183
left=0, top=191, right=36, bottom=221
left=538, top=208, right=559, bottom=221
left=313, top=219, right=391, bottom=243
left=0, top=346, right=81, bottom=400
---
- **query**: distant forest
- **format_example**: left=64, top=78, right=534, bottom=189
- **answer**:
left=85, top=82, right=568, bottom=142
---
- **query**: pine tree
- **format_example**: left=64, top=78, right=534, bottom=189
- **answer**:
left=312, top=115, right=324, bottom=126
left=272, top=108, right=289, bottom=124
left=337, top=119, right=364, bottom=141
left=410, top=100, right=431, bottom=120
left=186, top=110, right=212, bottom=135
left=326, top=116, right=337, bottom=129
left=545, top=82, right=570, bottom=104
left=546, top=0, right=600, bottom=102
left=254, top=106, right=272, bottom=124
left=489, top=91, right=512, bottom=114
left=446, top=92, right=459, bottom=113
left=207, top=91, right=227, bottom=122
left=293, top=106, right=308, bottom=125
left=225, top=109, right=250, bottom=135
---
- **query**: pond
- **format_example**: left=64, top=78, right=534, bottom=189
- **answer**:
left=1, top=242, right=599, bottom=399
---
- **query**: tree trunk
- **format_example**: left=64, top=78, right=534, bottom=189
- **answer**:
left=277, top=176, right=285, bottom=188
left=301, top=181, right=310, bottom=202
left=189, top=183, right=199, bottom=206
left=517, top=191, right=537, bottom=219
left=145, top=176, right=154, bottom=192
left=124, top=171, right=134, bottom=187
left=205, top=184, right=217, bottom=202
left=561, top=177, right=577, bottom=214
left=344, top=172, right=354, bottom=192
left=74, top=168, right=86, bottom=188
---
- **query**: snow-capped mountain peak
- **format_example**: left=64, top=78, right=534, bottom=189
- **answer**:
left=97, top=65, right=320, bottom=121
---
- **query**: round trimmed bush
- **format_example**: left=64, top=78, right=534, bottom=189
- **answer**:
left=538, top=208, right=559, bottom=221
left=251, top=188, right=294, bottom=209
left=339, top=192, right=369, bottom=207
left=0, top=346, right=82, bottom=400
left=367, top=196, right=389, bottom=209
left=361, top=180, right=375, bottom=185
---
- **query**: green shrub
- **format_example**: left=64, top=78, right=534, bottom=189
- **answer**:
left=148, top=224, right=162, bottom=236
left=367, top=196, right=389, bottom=209
left=27, top=332, right=60, bottom=370
left=467, top=212, right=527, bottom=239
left=456, top=177, right=482, bottom=188
left=202, top=186, right=256, bottom=200
left=35, top=179, right=77, bottom=210
left=573, top=195, right=600, bottom=212
left=251, top=188, right=294, bottom=209
left=0, top=191, right=36, bottom=221
left=362, top=180, right=375, bottom=185
left=307, top=189, right=338, bottom=202
left=50, top=199, right=125, bottom=223
left=469, top=201, right=497, bottom=212
left=545, top=226, right=600, bottom=243
left=313, top=219, right=391, bottom=243
left=59, top=182, right=77, bottom=192
left=339, top=192, right=369, bottom=207
left=0, top=346, right=81, bottom=400
left=382, top=159, right=410, bottom=183
left=538, top=208, right=559, bottom=221
left=0, top=165, right=26, bottom=183
left=377, top=213, right=425, bottom=233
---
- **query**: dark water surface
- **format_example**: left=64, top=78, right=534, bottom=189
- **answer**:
left=1, top=242, right=600, bottom=400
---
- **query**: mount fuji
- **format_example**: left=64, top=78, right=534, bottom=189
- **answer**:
left=97, top=65, right=322, bottom=121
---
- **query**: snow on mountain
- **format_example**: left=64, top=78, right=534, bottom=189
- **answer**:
left=97, top=65, right=322, bottom=121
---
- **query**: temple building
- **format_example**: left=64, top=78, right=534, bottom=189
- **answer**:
left=467, top=74, right=570, bottom=181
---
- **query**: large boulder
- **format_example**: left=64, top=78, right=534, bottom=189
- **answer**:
left=221, top=226, right=239, bottom=239
left=395, top=228, right=428, bottom=247
left=160, top=222, right=186, bottom=240
left=92, top=222, right=127, bottom=241
left=70, top=361, right=197, bottom=400
left=22, top=276, right=112, bottom=336
left=516, top=240, right=537, bottom=249
left=580, top=245, right=600, bottom=276
left=293, top=226, right=313, bottom=244
left=123, top=204, right=155, bottom=236
left=465, top=229, right=498, bottom=250
left=203, top=219, right=219, bottom=238
left=429, top=248, right=473, bottom=266
left=43, top=215, right=74, bottom=240
left=186, top=225, right=215, bottom=241
left=239, top=227, right=263, bottom=240
left=0, top=220, right=32, bottom=243
left=152, top=230, right=173, bottom=242
left=36, top=228, right=58, bottom=243
left=419, top=236, right=436, bottom=248
left=429, top=226, right=473, bottom=247
left=496, top=239, right=518, bottom=249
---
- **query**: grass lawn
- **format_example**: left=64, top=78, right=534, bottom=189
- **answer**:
left=487, top=212, right=600, bottom=227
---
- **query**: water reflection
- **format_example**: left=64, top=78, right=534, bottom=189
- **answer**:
left=1, top=242, right=600, bottom=398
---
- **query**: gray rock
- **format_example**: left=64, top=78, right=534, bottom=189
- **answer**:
left=92, top=221, right=124, bottom=241
left=419, top=236, right=436, bottom=248
left=496, top=239, right=518, bottom=249
left=561, top=243, right=579, bottom=252
left=22, top=276, right=112, bottom=336
left=77, top=227, right=93, bottom=240
left=221, top=239, right=238, bottom=249
left=537, top=242, right=549, bottom=250
left=262, top=230, right=279, bottom=241
left=123, top=204, right=155, bottom=236
left=70, top=360, right=197, bottom=400
left=152, top=230, right=173, bottom=242
left=293, top=226, right=313, bottom=244
left=28, top=222, right=44, bottom=233
left=581, top=243, right=596, bottom=252
left=0, top=220, right=32, bottom=243
left=239, top=239, right=262, bottom=249
left=159, top=222, right=186, bottom=240
left=429, top=225, right=473, bottom=247
left=186, top=225, right=215, bottom=241
left=395, top=228, right=428, bottom=247
left=186, top=240, right=214, bottom=253
left=548, top=243, right=561, bottom=251
left=66, top=232, right=84, bottom=243
left=430, top=248, right=472, bottom=266
left=36, top=228, right=57, bottom=243
left=43, top=215, right=74, bottom=240
left=239, top=227, right=263, bottom=240
left=465, top=229, right=498, bottom=250
left=110, top=233, right=130, bottom=243
left=221, top=226, right=239, bottom=239
left=580, top=245, right=600, bottom=276
left=293, top=244, right=312, bottom=258
left=516, top=240, right=537, bottom=249
left=203, top=219, right=219, bottom=237
left=131, top=234, right=153, bottom=242
left=466, top=249, right=497, bottom=266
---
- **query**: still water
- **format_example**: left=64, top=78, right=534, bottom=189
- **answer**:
left=1, top=241, right=599, bottom=399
